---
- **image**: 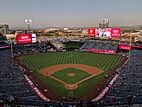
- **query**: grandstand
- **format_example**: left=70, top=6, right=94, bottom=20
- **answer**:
left=98, top=49, right=142, bottom=106
left=0, top=49, right=48, bottom=106
left=80, top=41, right=118, bottom=51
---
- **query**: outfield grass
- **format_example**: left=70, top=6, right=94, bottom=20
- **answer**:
left=20, top=51, right=125, bottom=99
left=51, top=68, right=91, bottom=84
left=21, top=51, right=124, bottom=72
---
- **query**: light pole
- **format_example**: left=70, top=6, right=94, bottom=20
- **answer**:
left=25, top=19, right=32, bottom=33
left=10, top=38, right=13, bottom=59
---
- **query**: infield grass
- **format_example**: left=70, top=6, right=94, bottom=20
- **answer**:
left=51, top=68, right=91, bottom=84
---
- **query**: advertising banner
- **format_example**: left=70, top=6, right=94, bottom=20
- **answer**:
left=88, top=28, right=96, bottom=37
left=119, top=44, right=132, bottom=50
left=111, top=28, right=121, bottom=39
left=0, top=46, right=10, bottom=49
left=85, top=48, right=116, bottom=54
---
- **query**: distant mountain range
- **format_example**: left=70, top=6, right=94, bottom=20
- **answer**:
left=10, top=25, right=142, bottom=30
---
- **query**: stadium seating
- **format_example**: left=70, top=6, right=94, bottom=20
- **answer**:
left=98, top=49, right=142, bottom=105
left=80, top=41, right=118, bottom=51
left=0, top=49, right=49, bottom=106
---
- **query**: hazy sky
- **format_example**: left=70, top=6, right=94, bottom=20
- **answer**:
left=0, top=0, right=142, bottom=28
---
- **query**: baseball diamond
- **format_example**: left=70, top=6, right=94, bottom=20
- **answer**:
left=20, top=51, right=125, bottom=100
left=39, top=64, right=104, bottom=90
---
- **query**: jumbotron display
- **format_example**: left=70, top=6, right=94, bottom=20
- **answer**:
left=17, top=34, right=36, bottom=44
left=88, top=28, right=121, bottom=39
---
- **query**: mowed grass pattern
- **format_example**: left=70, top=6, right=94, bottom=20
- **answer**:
left=20, top=51, right=125, bottom=99
left=51, top=68, right=91, bottom=84
left=21, top=51, right=124, bottom=72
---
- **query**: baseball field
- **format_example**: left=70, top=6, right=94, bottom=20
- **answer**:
left=19, top=51, right=125, bottom=100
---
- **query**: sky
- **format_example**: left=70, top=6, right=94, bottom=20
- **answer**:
left=0, top=0, right=142, bottom=28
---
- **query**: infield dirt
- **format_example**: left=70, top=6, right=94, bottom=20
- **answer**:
left=39, top=64, right=104, bottom=76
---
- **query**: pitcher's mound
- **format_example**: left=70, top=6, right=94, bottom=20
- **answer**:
left=67, top=73, right=75, bottom=77
left=65, top=84, right=78, bottom=90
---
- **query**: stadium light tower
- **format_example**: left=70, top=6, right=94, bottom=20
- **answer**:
left=25, top=19, right=32, bottom=33
left=99, top=18, right=109, bottom=28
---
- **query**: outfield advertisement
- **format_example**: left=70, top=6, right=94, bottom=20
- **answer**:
left=17, top=34, right=37, bottom=44
left=119, top=44, right=132, bottom=50
left=85, top=48, right=116, bottom=54
left=88, top=28, right=121, bottom=39
left=111, top=28, right=121, bottom=39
